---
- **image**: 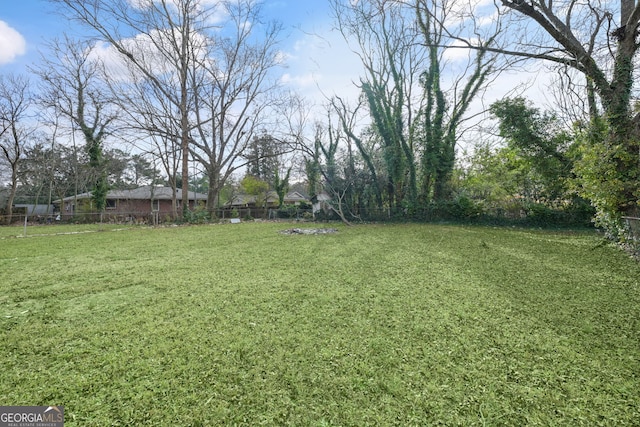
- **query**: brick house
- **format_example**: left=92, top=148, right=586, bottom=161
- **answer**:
left=54, top=186, right=207, bottom=221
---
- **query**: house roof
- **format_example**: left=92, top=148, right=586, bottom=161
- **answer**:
left=227, top=191, right=309, bottom=207
left=284, top=191, right=308, bottom=203
left=54, top=186, right=207, bottom=203
left=311, top=191, right=332, bottom=202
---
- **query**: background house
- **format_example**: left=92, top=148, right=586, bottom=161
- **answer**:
left=54, top=186, right=207, bottom=221
left=223, top=190, right=310, bottom=219
left=311, top=191, right=333, bottom=216
left=226, top=191, right=309, bottom=208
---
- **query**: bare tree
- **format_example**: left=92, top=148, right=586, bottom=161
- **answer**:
left=51, top=0, right=212, bottom=217
left=188, top=0, right=286, bottom=214
left=54, top=0, right=289, bottom=217
left=297, top=103, right=364, bottom=225
left=34, top=36, right=118, bottom=214
left=330, top=96, right=384, bottom=209
left=0, top=75, right=34, bottom=224
left=113, top=71, right=184, bottom=217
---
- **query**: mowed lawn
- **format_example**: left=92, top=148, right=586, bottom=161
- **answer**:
left=1, top=223, right=639, bottom=426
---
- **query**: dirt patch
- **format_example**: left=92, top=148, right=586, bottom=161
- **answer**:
left=279, top=228, right=338, bottom=235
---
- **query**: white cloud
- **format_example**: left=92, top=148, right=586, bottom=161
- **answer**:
left=280, top=72, right=317, bottom=87
left=89, top=26, right=213, bottom=83
left=280, top=27, right=364, bottom=107
left=441, top=40, right=475, bottom=64
left=89, top=41, right=132, bottom=81
left=0, top=20, right=26, bottom=65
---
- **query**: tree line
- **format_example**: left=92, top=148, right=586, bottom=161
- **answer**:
left=1, top=0, right=639, bottom=243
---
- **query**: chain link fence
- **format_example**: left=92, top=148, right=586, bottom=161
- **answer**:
left=1, top=199, right=596, bottom=227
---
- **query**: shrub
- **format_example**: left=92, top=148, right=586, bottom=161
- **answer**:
left=433, top=196, right=484, bottom=220
left=183, top=203, right=210, bottom=224
left=277, top=204, right=298, bottom=218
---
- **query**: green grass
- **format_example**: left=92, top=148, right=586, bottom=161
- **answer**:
left=0, top=222, right=126, bottom=239
left=1, top=223, right=639, bottom=426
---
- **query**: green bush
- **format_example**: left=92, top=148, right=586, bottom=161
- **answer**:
left=424, top=197, right=594, bottom=228
left=522, top=202, right=559, bottom=226
left=277, top=204, right=298, bottom=218
left=433, top=196, right=484, bottom=220
left=183, top=203, right=210, bottom=224
left=314, top=209, right=335, bottom=222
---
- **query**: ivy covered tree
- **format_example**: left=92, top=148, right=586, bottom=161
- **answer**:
left=331, top=0, right=503, bottom=213
left=416, top=0, right=500, bottom=204
left=36, top=36, right=116, bottom=214
left=273, top=167, right=291, bottom=208
left=491, top=0, right=640, bottom=238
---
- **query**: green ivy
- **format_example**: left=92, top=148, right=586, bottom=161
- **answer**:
left=573, top=118, right=633, bottom=240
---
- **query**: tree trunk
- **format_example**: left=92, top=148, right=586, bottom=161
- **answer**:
left=206, top=167, right=221, bottom=217
left=602, top=16, right=640, bottom=217
left=180, top=118, right=189, bottom=218
left=5, top=171, right=18, bottom=225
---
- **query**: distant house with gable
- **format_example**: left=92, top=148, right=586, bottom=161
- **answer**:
left=226, top=191, right=309, bottom=208
left=311, top=191, right=332, bottom=216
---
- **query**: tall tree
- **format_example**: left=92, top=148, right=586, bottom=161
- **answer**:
left=188, top=0, right=286, bottom=215
left=116, top=77, right=184, bottom=216
left=245, top=133, right=281, bottom=184
left=35, top=36, right=117, bottom=213
left=415, top=0, right=502, bottom=203
left=0, top=75, right=34, bottom=224
left=54, top=0, right=289, bottom=217
left=301, top=108, right=365, bottom=224
left=51, top=0, right=207, bottom=217
left=332, top=0, right=428, bottom=209
left=331, top=97, right=384, bottom=209
left=331, top=0, right=502, bottom=211
left=19, top=141, right=67, bottom=205
left=492, top=0, right=640, bottom=236
left=17, top=137, right=57, bottom=210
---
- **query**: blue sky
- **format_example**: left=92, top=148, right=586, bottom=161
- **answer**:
left=0, top=0, right=361, bottom=105
left=0, top=0, right=550, bottom=141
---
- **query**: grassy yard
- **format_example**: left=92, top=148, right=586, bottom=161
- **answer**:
left=1, top=222, right=639, bottom=426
